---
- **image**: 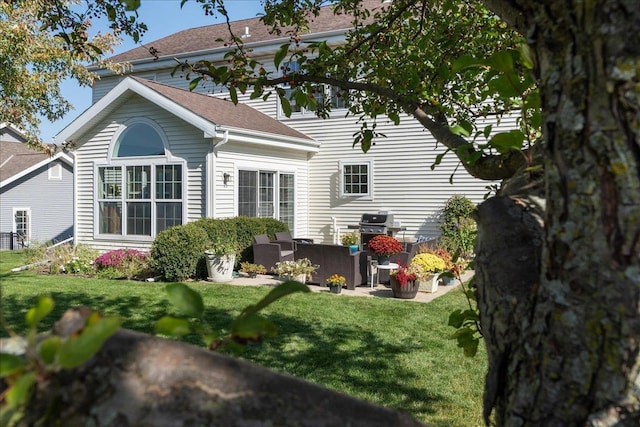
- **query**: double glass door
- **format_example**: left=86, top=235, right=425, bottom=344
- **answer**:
left=238, top=170, right=294, bottom=231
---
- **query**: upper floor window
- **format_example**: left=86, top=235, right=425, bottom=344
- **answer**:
left=339, top=160, right=373, bottom=199
left=114, top=122, right=165, bottom=157
left=278, top=61, right=348, bottom=118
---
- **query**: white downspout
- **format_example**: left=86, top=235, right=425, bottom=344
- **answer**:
left=331, top=216, right=339, bottom=245
left=208, top=129, right=230, bottom=218
left=213, top=129, right=229, bottom=153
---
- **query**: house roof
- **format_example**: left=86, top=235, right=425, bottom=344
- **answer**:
left=56, top=76, right=318, bottom=152
left=106, top=0, right=384, bottom=64
left=0, top=140, right=73, bottom=188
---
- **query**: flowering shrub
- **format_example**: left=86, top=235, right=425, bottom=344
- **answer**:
left=273, top=258, right=318, bottom=280
left=367, top=235, right=403, bottom=256
left=48, top=244, right=99, bottom=275
left=409, top=253, right=446, bottom=280
left=95, top=249, right=150, bottom=279
left=239, top=262, right=267, bottom=277
left=425, top=247, right=453, bottom=270
left=390, top=263, right=416, bottom=287
left=326, top=274, right=347, bottom=287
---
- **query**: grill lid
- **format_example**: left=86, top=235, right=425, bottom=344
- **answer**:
left=359, top=213, right=394, bottom=226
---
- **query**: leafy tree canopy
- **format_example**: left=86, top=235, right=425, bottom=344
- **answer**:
left=181, top=0, right=539, bottom=181
left=0, top=0, right=144, bottom=150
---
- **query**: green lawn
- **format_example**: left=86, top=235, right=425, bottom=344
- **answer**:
left=0, top=251, right=486, bottom=427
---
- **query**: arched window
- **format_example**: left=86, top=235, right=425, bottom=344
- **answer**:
left=97, top=120, right=183, bottom=239
left=114, top=122, right=165, bottom=157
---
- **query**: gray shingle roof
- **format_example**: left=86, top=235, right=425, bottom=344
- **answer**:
left=130, top=76, right=312, bottom=140
left=0, top=141, right=51, bottom=183
left=108, top=0, right=383, bottom=64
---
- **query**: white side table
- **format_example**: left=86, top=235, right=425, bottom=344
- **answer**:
left=369, top=262, right=399, bottom=288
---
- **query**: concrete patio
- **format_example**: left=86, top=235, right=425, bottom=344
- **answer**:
left=224, top=271, right=474, bottom=303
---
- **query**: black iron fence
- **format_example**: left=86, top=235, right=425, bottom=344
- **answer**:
left=0, top=232, right=26, bottom=251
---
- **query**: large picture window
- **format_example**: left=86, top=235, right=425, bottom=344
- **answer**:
left=97, top=164, right=182, bottom=237
left=97, top=120, right=183, bottom=239
left=238, top=170, right=295, bottom=231
left=339, top=160, right=373, bottom=198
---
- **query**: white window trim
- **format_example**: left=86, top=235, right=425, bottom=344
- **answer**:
left=108, top=117, right=173, bottom=162
left=339, top=159, right=374, bottom=200
left=12, top=207, right=31, bottom=244
left=48, top=163, right=62, bottom=180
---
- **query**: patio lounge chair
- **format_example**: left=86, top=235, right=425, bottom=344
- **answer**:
left=252, top=234, right=295, bottom=273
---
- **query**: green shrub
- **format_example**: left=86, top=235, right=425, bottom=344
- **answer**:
left=439, top=195, right=477, bottom=259
left=262, top=217, right=290, bottom=238
left=47, top=244, right=99, bottom=275
left=151, top=223, right=209, bottom=281
left=232, top=216, right=269, bottom=265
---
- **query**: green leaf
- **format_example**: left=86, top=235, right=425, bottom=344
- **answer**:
left=25, top=296, right=54, bottom=328
left=274, top=44, right=289, bottom=70
left=38, top=336, right=62, bottom=365
left=483, top=125, right=493, bottom=139
left=57, top=316, right=121, bottom=369
left=5, top=372, right=36, bottom=407
left=189, top=77, right=203, bottom=91
left=450, top=121, right=472, bottom=137
left=122, top=0, right=141, bottom=11
left=488, top=130, right=525, bottom=154
left=155, top=316, right=192, bottom=337
left=229, top=85, right=238, bottom=104
left=231, top=313, right=277, bottom=340
left=452, top=55, right=486, bottom=72
left=489, top=50, right=515, bottom=74
left=280, top=96, right=292, bottom=117
left=165, top=283, right=204, bottom=318
left=0, top=353, right=25, bottom=377
left=239, top=281, right=309, bottom=318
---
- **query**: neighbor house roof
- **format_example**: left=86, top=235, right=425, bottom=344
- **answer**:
left=105, top=0, right=385, bottom=65
left=0, top=140, right=73, bottom=187
left=56, top=76, right=319, bottom=152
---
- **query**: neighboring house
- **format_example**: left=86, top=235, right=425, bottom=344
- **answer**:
left=0, top=124, right=74, bottom=248
left=56, top=2, right=515, bottom=251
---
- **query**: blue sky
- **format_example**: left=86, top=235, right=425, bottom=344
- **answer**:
left=43, top=0, right=264, bottom=143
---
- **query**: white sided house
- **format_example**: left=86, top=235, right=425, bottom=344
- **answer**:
left=57, top=2, right=512, bottom=250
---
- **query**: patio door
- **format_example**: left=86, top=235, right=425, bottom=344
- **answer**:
left=238, top=170, right=294, bottom=231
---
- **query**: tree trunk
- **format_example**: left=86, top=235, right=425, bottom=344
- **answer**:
left=476, top=0, right=640, bottom=424
left=21, top=328, right=425, bottom=427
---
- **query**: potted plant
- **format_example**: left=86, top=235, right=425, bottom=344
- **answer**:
left=326, top=273, right=347, bottom=294
left=424, top=247, right=456, bottom=285
left=367, top=234, right=403, bottom=265
left=273, top=258, right=318, bottom=283
left=408, top=253, right=446, bottom=292
left=239, top=262, right=267, bottom=278
left=204, top=237, right=239, bottom=283
left=340, top=231, right=360, bottom=254
left=389, top=263, right=418, bottom=299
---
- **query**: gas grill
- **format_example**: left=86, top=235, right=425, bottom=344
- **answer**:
left=359, top=212, right=395, bottom=251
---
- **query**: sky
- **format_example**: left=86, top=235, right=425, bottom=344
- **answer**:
left=41, top=0, right=264, bottom=143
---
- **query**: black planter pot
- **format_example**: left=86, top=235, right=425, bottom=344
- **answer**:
left=377, top=255, right=391, bottom=265
left=329, top=285, right=342, bottom=294
left=390, top=277, right=419, bottom=299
